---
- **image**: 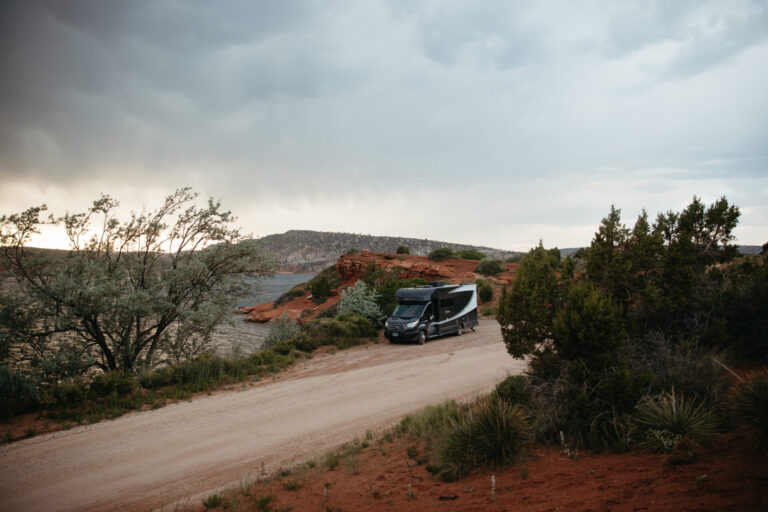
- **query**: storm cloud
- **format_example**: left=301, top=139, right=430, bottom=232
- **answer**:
left=1, top=0, right=766, bottom=249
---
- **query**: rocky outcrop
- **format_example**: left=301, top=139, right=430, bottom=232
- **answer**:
left=241, top=250, right=518, bottom=323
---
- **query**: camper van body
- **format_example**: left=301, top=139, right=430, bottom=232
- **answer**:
left=384, top=282, right=478, bottom=344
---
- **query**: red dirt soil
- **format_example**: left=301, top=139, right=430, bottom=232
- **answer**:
left=194, top=432, right=767, bottom=512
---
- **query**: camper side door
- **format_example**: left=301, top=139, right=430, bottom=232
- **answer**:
left=423, top=302, right=437, bottom=338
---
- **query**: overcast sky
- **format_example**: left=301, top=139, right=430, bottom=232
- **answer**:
left=1, top=0, right=766, bottom=251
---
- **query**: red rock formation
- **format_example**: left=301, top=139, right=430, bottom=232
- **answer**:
left=242, top=250, right=518, bottom=323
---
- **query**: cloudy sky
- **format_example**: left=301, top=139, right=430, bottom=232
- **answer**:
left=1, top=0, right=766, bottom=251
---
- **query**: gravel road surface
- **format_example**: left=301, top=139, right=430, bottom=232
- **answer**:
left=0, top=320, right=524, bottom=511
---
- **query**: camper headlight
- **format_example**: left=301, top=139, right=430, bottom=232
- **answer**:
left=385, top=319, right=390, bottom=329
left=406, top=320, right=418, bottom=329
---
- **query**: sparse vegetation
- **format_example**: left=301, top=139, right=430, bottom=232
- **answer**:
left=395, top=245, right=410, bottom=254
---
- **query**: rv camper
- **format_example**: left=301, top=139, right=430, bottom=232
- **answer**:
left=384, top=282, right=478, bottom=344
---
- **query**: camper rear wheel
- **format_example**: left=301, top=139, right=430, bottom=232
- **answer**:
left=417, top=331, right=426, bottom=345
left=455, top=323, right=463, bottom=336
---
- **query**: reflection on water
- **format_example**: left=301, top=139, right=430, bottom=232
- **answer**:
left=212, top=273, right=314, bottom=354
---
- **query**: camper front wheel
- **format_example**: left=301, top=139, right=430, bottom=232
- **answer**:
left=417, top=331, right=426, bottom=345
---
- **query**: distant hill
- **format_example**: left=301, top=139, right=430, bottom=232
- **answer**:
left=252, top=230, right=522, bottom=273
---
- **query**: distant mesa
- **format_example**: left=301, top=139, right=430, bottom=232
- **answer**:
left=252, top=229, right=522, bottom=273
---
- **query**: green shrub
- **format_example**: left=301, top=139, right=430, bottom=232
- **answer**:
left=495, top=375, right=529, bottom=406
left=474, top=259, right=505, bottom=276
left=202, top=493, right=223, bottom=508
left=336, top=281, right=383, bottom=324
left=263, top=315, right=301, bottom=350
left=89, top=371, right=136, bottom=398
left=396, top=245, right=410, bottom=254
left=731, top=370, right=768, bottom=448
left=398, top=400, right=463, bottom=439
left=454, top=249, right=486, bottom=260
left=476, top=279, right=494, bottom=303
left=634, top=392, right=719, bottom=453
left=308, top=266, right=342, bottom=304
left=436, top=396, right=531, bottom=480
left=0, top=366, right=39, bottom=421
left=310, top=276, right=331, bottom=303
left=427, top=248, right=454, bottom=261
left=300, top=313, right=376, bottom=349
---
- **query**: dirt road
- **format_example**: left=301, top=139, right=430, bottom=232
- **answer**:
left=0, top=321, right=524, bottom=511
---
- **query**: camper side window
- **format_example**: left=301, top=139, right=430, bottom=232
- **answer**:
left=423, top=303, right=433, bottom=320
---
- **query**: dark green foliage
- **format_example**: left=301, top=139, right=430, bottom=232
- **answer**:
left=436, top=396, right=531, bottom=481
left=401, top=395, right=531, bottom=481
left=731, top=370, right=768, bottom=448
left=476, top=279, right=494, bottom=303
left=552, top=281, right=623, bottom=370
left=308, top=265, right=342, bottom=304
left=300, top=313, right=377, bottom=349
left=202, top=493, right=223, bottom=508
left=474, top=259, right=505, bottom=276
left=89, top=372, right=136, bottom=398
left=497, top=243, right=564, bottom=358
left=454, top=249, right=486, bottom=260
left=0, top=366, right=39, bottom=421
left=395, top=245, right=410, bottom=254
left=495, top=197, right=763, bottom=451
left=494, top=375, right=529, bottom=406
left=634, top=392, right=719, bottom=453
left=427, top=247, right=454, bottom=261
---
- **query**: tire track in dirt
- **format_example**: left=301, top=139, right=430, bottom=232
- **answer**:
left=0, top=321, right=523, bottom=511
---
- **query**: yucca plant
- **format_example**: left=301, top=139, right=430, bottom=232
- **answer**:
left=731, top=370, right=768, bottom=449
left=634, top=392, right=719, bottom=453
left=437, top=395, right=532, bottom=480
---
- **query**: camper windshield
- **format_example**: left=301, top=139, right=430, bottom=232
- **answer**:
left=391, top=303, right=426, bottom=318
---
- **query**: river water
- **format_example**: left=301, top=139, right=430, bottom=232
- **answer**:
left=212, top=273, right=314, bottom=354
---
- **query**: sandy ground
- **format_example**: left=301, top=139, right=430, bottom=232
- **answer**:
left=0, top=321, right=524, bottom=512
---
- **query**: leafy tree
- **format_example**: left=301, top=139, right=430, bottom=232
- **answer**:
left=395, top=245, right=410, bottom=254
left=336, top=280, right=383, bottom=323
left=0, top=188, right=273, bottom=375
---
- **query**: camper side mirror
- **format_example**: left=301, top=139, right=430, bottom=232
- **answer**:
left=429, top=315, right=434, bottom=321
